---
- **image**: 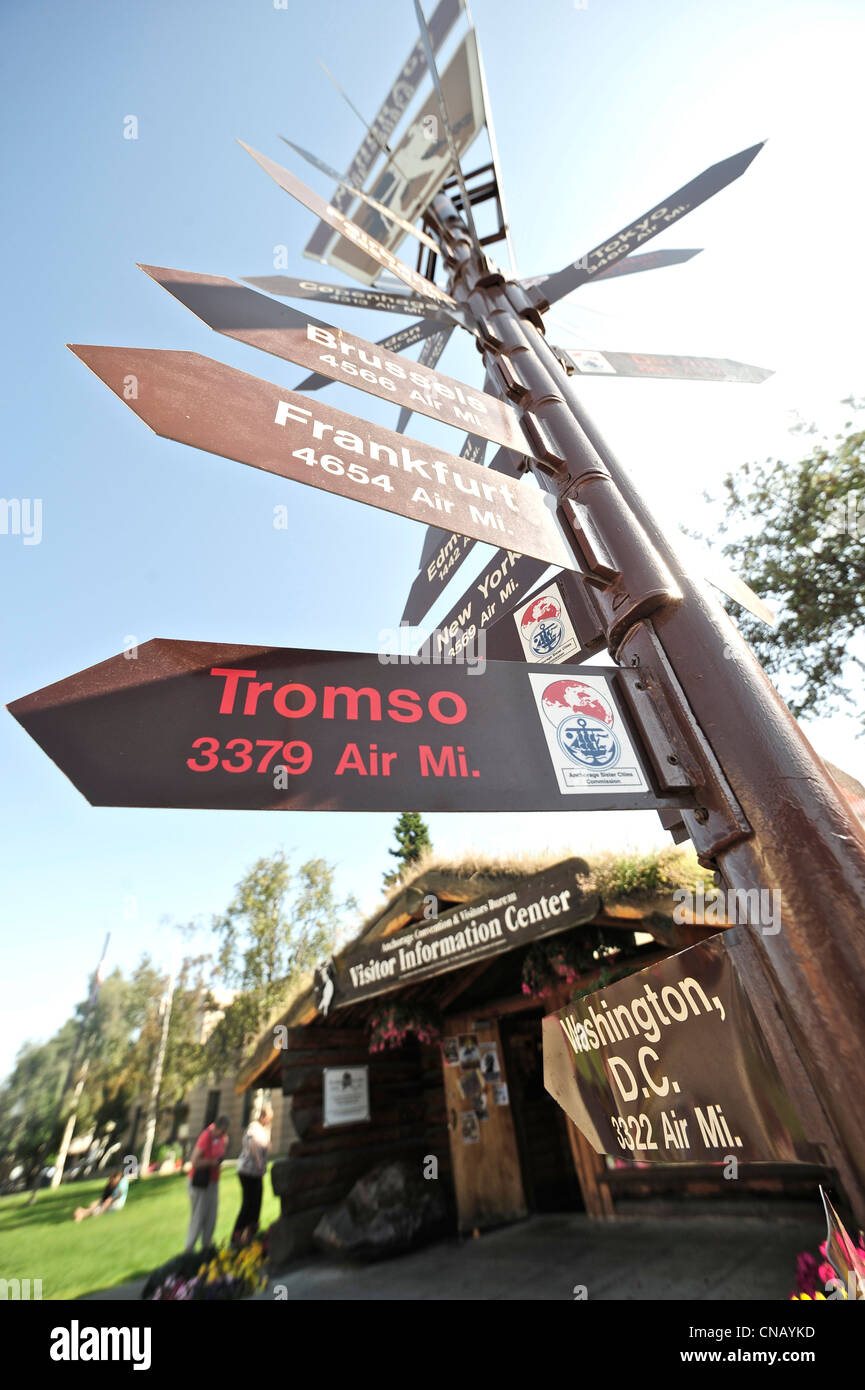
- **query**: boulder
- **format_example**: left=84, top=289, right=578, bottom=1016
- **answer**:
left=313, top=1160, right=448, bottom=1261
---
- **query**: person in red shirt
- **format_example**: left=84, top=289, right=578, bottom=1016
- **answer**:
left=185, top=1116, right=229, bottom=1252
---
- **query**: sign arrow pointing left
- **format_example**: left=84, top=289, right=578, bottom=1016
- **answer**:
left=67, top=345, right=579, bottom=572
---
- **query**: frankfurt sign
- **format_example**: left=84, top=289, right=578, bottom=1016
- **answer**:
left=8, top=643, right=694, bottom=814
left=68, top=345, right=578, bottom=571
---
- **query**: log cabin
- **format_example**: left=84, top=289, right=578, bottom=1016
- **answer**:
left=237, top=850, right=831, bottom=1261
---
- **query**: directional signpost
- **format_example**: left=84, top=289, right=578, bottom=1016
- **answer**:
left=557, top=347, right=772, bottom=384
left=10, top=3, right=865, bottom=1231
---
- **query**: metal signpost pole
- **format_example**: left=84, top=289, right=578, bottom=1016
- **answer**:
left=428, top=191, right=865, bottom=1222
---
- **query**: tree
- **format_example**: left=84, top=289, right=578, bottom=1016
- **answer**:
left=701, top=403, right=865, bottom=726
left=0, top=954, right=213, bottom=1182
left=206, top=852, right=355, bottom=1075
left=383, top=812, right=432, bottom=888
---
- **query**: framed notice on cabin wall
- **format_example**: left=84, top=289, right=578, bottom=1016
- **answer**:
left=323, top=1066, right=370, bottom=1127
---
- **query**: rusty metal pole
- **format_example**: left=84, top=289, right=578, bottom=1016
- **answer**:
left=431, top=191, right=865, bottom=1222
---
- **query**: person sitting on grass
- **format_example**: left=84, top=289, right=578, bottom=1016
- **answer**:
left=73, top=1169, right=129, bottom=1222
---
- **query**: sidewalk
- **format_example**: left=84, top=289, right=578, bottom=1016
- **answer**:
left=253, top=1204, right=823, bottom=1301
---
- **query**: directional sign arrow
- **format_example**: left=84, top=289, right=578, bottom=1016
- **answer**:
left=557, top=347, right=773, bottom=383
left=426, top=548, right=551, bottom=662
left=139, top=267, right=534, bottom=457
left=591, top=248, right=702, bottom=281
left=543, top=934, right=816, bottom=1164
left=304, top=0, right=461, bottom=261
left=239, top=141, right=457, bottom=310
left=528, top=142, right=764, bottom=307
left=8, top=642, right=692, bottom=814
left=314, top=30, right=485, bottom=286
left=68, top=345, right=579, bottom=572
left=280, top=135, right=441, bottom=255
left=241, top=275, right=448, bottom=320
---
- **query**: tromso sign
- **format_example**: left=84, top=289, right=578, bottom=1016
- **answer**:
left=8, top=643, right=694, bottom=814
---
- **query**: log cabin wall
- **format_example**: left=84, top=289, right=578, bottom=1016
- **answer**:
left=268, top=1024, right=453, bottom=1253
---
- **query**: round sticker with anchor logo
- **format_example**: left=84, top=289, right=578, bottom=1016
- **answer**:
left=541, top=680, right=620, bottom=769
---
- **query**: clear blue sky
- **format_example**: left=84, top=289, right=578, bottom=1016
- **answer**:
left=2, top=0, right=863, bottom=1078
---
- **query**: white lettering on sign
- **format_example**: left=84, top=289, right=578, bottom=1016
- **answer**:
left=273, top=400, right=520, bottom=513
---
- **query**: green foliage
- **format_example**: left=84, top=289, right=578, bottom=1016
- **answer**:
left=521, top=929, right=642, bottom=999
left=0, top=953, right=211, bottom=1180
left=701, top=401, right=865, bottom=725
left=383, top=812, right=432, bottom=888
left=0, top=1171, right=281, bottom=1300
left=206, top=852, right=356, bottom=1075
left=585, top=847, right=713, bottom=904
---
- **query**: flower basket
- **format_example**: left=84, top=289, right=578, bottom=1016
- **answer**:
left=368, top=1003, right=441, bottom=1053
left=142, top=1236, right=269, bottom=1301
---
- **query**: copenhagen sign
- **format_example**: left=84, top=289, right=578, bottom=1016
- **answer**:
left=242, top=275, right=447, bottom=320
left=323, top=861, right=600, bottom=1009
left=543, top=932, right=816, bottom=1164
left=7, top=642, right=694, bottom=815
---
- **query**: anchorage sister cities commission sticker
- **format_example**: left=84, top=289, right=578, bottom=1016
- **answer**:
left=528, top=671, right=648, bottom=794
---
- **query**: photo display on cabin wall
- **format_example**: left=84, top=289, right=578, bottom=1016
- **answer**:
left=479, top=1042, right=501, bottom=1083
left=461, top=1112, right=480, bottom=1144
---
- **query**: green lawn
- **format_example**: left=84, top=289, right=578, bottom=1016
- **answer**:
left=0, top=1167, right=281, bottom=1300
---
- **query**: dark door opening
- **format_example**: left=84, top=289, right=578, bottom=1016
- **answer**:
left=500, top=1013, right=584, bottom=1213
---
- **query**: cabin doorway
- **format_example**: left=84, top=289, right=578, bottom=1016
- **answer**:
left=499, top=1013, right=584, bottom=1213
